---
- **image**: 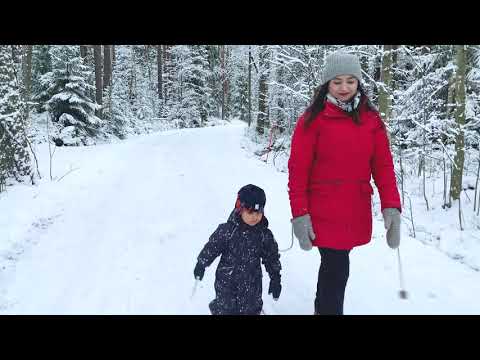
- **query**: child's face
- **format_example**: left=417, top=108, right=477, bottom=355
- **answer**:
left=240, top=209, right=263, bottom=226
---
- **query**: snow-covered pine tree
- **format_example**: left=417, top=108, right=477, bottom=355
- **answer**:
left=0, top=45, right=34, bottom=190
left=228, top=46, right=251, bottom=122
left=131, top=45, right=158, bottom=133
left=269, top=47, right=290, bottom=134
left=206, top=45, right=221, bottom=119
left=21, top=46, right=33, bottom=106
left=157, top=45, right=163, bottom=101
left=269, top=45, right=320, bottom=133
left=162, top=45, right=174, bottom=110
left=218, top=45, right=229, bottom=120
left=107, top=45, right=136, bottom=139
left=256, top=45, right=271, bottom=135
left=31, top=45, right=53, bottom=112
left=42, top=45, right=102, bottom=146
left=466, top=46, right=480, bottom=149
left=193, top=45, right=216, bottom=125
left=166, top=45, right=213, bottom=128
left=391, top=46, right=456, bottom=203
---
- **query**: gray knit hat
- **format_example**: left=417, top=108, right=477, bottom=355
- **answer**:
left=321, top=52, right=363, bottom=85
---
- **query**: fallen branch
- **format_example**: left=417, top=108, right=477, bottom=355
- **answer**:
left=56, top=167, right=80, bottom=183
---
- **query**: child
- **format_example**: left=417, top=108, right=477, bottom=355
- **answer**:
left=194, top=184, right=282, bottom=315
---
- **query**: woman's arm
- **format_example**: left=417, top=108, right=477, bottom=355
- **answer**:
left=288, top=114, right=319, bottom=218
left=371, top=114, right=402, bottom=212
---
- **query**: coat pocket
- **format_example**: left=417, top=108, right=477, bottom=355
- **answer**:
left=359, top=182, right=374, bottom=214
left=349, top=182, right=373, bottom=242
left=308, top=183, right=337, bottom=219
left=309, top=182, right=335, bottom=196
left=360, top=182, right=374, bottom=196
left=216, top=265, right=235, bottom=277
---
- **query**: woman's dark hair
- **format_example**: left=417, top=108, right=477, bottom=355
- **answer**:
left=303, top=81, right=377, bottom=128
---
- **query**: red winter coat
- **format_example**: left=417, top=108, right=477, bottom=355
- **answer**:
left=288, top=100, right=401, bottom=250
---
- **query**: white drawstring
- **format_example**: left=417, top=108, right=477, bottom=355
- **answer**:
left=279, top=223, right=294, bottom=252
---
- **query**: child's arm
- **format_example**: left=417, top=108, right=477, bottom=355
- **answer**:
left=261, top=229, right=282, bottom=280
left=197, top=224, right=228, bottom=269
left=262, top=229, right=282, bottom=300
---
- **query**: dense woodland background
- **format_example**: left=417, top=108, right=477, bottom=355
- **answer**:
left=1, top=45, right=480, bottom=230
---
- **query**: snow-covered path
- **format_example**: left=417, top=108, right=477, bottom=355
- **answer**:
left=1, top=121, right=479, bottom=314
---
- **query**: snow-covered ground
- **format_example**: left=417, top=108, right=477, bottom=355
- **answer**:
left=1, top=120, right=480, bottom=314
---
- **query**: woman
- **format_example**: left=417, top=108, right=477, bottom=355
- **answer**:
left=288, top=52, right=402, bottom=315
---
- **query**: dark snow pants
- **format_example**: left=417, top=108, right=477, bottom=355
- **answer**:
left=208, top=270, right=263, bottom=315
left=314, top=247, right=351, bottom=315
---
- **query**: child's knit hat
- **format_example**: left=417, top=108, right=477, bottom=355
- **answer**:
left=235, top=184, right=266, bottom=212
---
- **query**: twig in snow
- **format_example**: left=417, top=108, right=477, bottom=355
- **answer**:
left=56, top=167, right=80, bottom=183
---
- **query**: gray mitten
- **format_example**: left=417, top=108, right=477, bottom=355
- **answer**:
left=382, top=208, right=401, bottom=249
left=291, top=214, right=316, bottom=251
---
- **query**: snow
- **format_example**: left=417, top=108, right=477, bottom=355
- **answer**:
left=58, top=125, right=80, bottom=145
left=1, top=121, right=480, bottom=314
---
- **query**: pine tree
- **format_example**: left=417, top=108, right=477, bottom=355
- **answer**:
left=157, top=45, right=163, bottom=100
left=31, top=45, right=52, bottom=112
left=166, top=45, right=213, bottom=128
left=0, top=45, right=33, bottom=189
left=270, top=45, right=330, bottom=129
left=109, top=45, right=136, bottom=138
left=229, top=46, right=249, bottom=121
left=191, top=45, right=215, bottom=125
left=21, top=45, right=33, bottom=106
left=94, top=45, right=103, bottom=119
left=43, top=45, right=101, bottom=146
left=256, top=45, right=270, bottom=135
left=129, top=45, right=160, bottom=133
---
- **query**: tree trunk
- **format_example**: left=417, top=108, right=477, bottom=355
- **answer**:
left=391, top=45, right=399, bottom=68
left=248, top=47, right=252, bottom=127
left=94, top=45, right=103, bottom=117
left=474, top=150, right=480, bottom=213
left=219, top=45, right=229, bottom=120
left=446, top=70, right=456, bottom=122
left=103, top=45, right=112, bottom=89
left=450, top=45, right=466, bottom=201
left=80, top=45, right=88, bottom=59
left=0, top=45, right=33, bottom=185
left=10, top=45, right=21, bottom=65
left=157, top=45, right=163, bottom=99
left=256, top=46, right=269, bottom=135
left=443, top=69, right=456, bottom=207
left=378, top=45, right=393, bottom=127
left=80, top=45, right=90, bottom=67
left=220, top=45, right=225, bottom=120
left=128, top=46, right=136, bottom=104
left=162, top=46, right=170, bottom=103
left=224, top=46, right=229, bottom=120
left=144, top=45, right=153, bottom=90
left=21, top=45, right=32, bottom=105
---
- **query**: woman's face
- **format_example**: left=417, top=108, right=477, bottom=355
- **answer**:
left=328, top=75, right=359, bottom=102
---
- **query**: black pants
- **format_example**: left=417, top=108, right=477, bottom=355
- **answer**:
left=315, top=247, right=351, bottom=315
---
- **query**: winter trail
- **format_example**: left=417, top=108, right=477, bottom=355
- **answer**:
left=1, top=121, right=480, bottom=314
